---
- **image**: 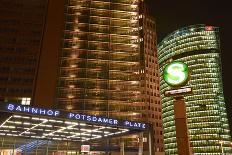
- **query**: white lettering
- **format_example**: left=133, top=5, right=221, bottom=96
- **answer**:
left=108, top=119, right=113, bottom=124
left=23, top=107, right=30, bottom=112
left=102, top=118, right=108, bottom=123
left=6, top=104, right=61, bottom=117
left=16, top=106, right=22, bottom=111
left=114, top=120, right=118, bottom=125
left=124, top=121, right=129, bottom=126
left=92, top=117, right=97, bottom=122
left=39, top=109, right=46, bottom=115
left=54, top=111, right=60, bottom=116
left=123, top=121, right=146, bottom=129
left=142, top=124, right=146, bottom=129
left=47, top=110, right=54, bottom=116
left=87, top=116, right=91, bottom=121
left=68, top=113, right=74, bottom=118
left=134, top=123, right=138, bottom=127
left=75, top=114, right=81, bottom=119
left=7, top=104, right=14, bottom=111
left=98, top=118, right=102, bottom=123
left=31, top=108, right=38, bottom=114
left=81, top=115, right=86, bottom=120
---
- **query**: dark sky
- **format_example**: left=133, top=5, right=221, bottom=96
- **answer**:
left=148, top=0, right=232, bottom=124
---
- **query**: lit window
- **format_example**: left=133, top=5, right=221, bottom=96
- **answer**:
left=21, top=98, right=31, bottom=105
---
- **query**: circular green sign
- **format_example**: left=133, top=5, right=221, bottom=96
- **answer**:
left=163, top=61, right=189, bottom=87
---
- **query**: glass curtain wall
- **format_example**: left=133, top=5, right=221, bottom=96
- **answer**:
left=158, top=25, right=232, bottom=154
left=57, top=0, right=142, bottom=120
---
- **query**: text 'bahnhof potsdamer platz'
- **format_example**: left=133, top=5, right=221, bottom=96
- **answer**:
left=0, top=0, right=164, bottom=154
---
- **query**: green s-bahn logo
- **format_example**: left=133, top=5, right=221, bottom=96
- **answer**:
left=163, top=61, right=189, bottom=87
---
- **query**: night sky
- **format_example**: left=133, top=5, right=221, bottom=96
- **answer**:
left=148, top=1, right=232, bottom=126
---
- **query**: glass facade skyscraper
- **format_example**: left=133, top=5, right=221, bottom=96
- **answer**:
left=57, top=0, right=142, bottom=119
left=56, top=0, right=164, bottom=152
left=158, top=24, right=231, bottom=154
left=0, top=0, right=164, bottom=153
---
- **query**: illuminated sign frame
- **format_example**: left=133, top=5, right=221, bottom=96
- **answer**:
left=163, top=61, right=189, bottom=87
left=81, top=145, right=90, bottom=153
left=164, top=87, right=192, bottom=97
left=4, top=103, right=147, bottom=130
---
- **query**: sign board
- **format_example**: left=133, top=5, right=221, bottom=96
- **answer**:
left=81, top=145, right=90, bottom=153
left=163, top=61, right=189, bottom=87
left=2, top=103, right=147, bottom=130
left=164, top=87, right=192, bottom=97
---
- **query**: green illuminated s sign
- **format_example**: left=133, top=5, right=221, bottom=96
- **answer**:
left=163, top=61, right=189, bottom=87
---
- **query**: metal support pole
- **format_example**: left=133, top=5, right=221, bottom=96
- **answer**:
left=173, top=96, right=191, bottom=155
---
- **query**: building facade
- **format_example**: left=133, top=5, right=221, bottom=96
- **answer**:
left=140, top=5, right=164, bottom=152
left=56, top=0, right=163, bottom=152
left=0, top=0, right=48, bottom=105
left=0, top=0, right=164, bottom=153
left=158, top=24, right=232, bottom=154
left=57, top=0, right=142, bottom=119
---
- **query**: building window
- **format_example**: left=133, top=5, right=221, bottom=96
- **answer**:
left=21, top=97, right=31, bottom=105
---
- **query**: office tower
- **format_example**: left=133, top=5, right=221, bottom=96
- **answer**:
left=56, top=0, right=163, bottom=152
left=0, top=0, right=48, bottom=105
left=57, top=0, right=142, bottom=118
left=140, top=5, right=164, bottom=152
left=0, top=0, right=164, bottom=152
left=158, top=24, right=232, bottom=154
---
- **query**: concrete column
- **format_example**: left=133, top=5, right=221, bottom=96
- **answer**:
left=120, top=140, right=125, bottom=155
left=46, top=140, right=49, bottom=155
left=106, top=139, right=110, bottom=155
left=138, top=132, right=143, bottom=155
left=148, top=129, right=154, bottom=155
left=173, top=96, right=191, bottom=155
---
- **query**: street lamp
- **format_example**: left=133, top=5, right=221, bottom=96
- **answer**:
left=219, top=140, right=224, bottom=155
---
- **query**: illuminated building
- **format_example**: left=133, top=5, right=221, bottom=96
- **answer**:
left=140, top=5, right=164, bottom=152
left=0, top=0, right=164, bottom=153
left=57, top=0, right=142, bottom=118
left=0, top=0, right=48, bottom=105
left=0, top=102, right=154, bottom=154
left=56, top=0, right=163, bottom=153
left=158, top=24, right=232, bottom=154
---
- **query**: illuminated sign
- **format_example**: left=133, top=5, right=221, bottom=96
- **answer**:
left=205, top=26, right=214, bottom=31
left=81, top=145, right=90, bottom=153
left=68, top=113, right=118, bottom=125
left=124, top=120, right=146, bottom=128
left=5, top=103, right=146, bottom=130
left=164, top=87, right=192, bottom=97
left=163, top=61, right=189, bottom=87
left=7, top=103, right=60, bottom=117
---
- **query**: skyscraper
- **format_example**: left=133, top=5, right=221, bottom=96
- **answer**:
left=0, top=0, right=164, bottom=153
left=0, top=0, right=48, bottom=105
left=158, top=24, right=232, bottom=154
left=141, top=5, right=164, bottom=152
left=55, top=0, right=163, bottom=152
left=57, top=0, right=142, bottom=119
